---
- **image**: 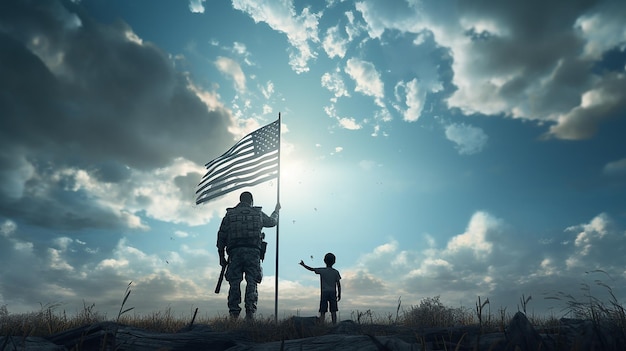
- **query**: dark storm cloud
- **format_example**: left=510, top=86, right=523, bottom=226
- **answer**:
left=356, top=0, right=626, bottom=140
left=91, top=160, right=132, bottom=183
left=1, top=0, right=232, bottom=169
left=0, top=0, right=234, bottom=230
left=451, top=0, right=626, bottom=138
left=454, top=0, right=596, bottom=112
left=548, top=71, right=626, bottom=139
left=0, top=223, right=121, bottom=311
left=174, top=172, right=204, bottom=202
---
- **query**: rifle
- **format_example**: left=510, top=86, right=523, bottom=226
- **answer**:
left=215, top=263, right=227, bottom=294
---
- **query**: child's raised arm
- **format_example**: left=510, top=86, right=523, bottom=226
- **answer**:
left=299, top=260, right=315, bottom=271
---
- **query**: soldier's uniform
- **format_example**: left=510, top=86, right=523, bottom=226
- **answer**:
left=217, top=201, right=278, bottom=319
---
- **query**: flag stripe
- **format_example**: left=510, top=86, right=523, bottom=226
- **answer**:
left=196, top=164, right=278, bottom=202
left=196, top=119, right=279, bottom=204
left=197, top=163, right=278, bottom=197
left=199, top=146, right=273, bottom=184
left=199, top=147, right=255, bottom=185
left=197, top=151, right=278, bottom=194
left=203, top=138, right=254, bottom=171
left=196, top=172, right=278, bottom=204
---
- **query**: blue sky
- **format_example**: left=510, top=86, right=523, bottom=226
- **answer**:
left=1, top=0, right=626, bottom=320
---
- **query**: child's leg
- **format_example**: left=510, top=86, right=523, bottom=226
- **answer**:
left=319, top=293, right=329, bottom=323
left=329, top=293, right=338, bottom=324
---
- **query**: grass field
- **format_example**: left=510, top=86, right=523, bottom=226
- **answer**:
left=1, top=280, right=625, bottom=345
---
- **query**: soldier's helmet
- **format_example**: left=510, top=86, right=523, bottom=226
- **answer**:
left=240, top=191, right=253, bottom=205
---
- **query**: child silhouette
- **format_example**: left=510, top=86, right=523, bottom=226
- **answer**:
left=300, top=253, right=342, bottom=324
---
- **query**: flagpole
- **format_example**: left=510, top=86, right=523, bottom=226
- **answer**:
left=274, top=112, right=281, bottom=323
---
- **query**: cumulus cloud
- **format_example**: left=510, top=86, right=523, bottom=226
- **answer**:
left=394, top=78, right=427, bottom=122
left=344, top=10, right=366, bottom=42
left=445, top=211, right=501, bottom=259
left=322, top=94, right=361, bottom=131
left=3, top=202, right=625, bottom=319
left=0, top=1, right=236, bottom=231
left=0, top=210, right=230, bottom=316
left=445, top=123, right=488, bottom=155
left=340, top=211, right=626, bottom=316
left=321, top=71, right=350, bottom=100
left=563, top=213, right=621, bottom=269
left=342, top=270, right=387, bottom=296
left=261, top=80, right=275, bottom=99
left=208, top=0, right=624, bottom=140
left=355, top=0, right=426, bottom=40
left=354, top=0, right=626, bottom=140
left=575, top=1, right=626, bottom=60
left=232, top=0, right=321, bottom=73
left=345, top=57, right=385, bottom=107
left=215, top=56, right=247, bottom=92
left=548, top=73, right=626, bottom=140
left=321, top=71, right=357, bottom=130
left=188, top=0, right=206, bottom=13
left=338, top=117, right=362, bottom=130
left=323, top=25, right=349, bottom=59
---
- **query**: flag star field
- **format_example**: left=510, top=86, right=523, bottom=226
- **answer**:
left=196, top=119, right=279, bottom=204
left=1, top=0, right=625, bottom=319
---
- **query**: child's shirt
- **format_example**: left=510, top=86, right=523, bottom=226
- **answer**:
left=313, top=267, right=341, bottom=293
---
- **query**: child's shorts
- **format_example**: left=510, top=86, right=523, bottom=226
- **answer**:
left=319, top=291, right=338, bottom=313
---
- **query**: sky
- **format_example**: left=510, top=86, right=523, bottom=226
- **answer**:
left=1, top=0, right=626, bottom=321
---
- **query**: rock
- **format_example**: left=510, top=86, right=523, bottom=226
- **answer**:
left=503, top=311, right=545, bottom=351
left=176, top=323, right=213, bottom=333
left=2, top=316, right=625, bottom=350
left=476, top=332, right=507, bottom=351
left=42, top=321, right=250, bottom=351
left=330, top=319, right=361, bottom=335
left=227, top=333, right=416, bottom=351
left=0, top=335, right=66, bottom=351
left=45, top=321, right=117, bottom=350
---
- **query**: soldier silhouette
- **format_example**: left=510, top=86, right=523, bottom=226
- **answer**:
left=217, top=191, right=280, bottom=319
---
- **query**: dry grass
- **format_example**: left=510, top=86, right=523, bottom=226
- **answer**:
left=0, top=301, right=105, bottom=337
left=1, top=279, right=625, bottom=347
left=0, top=297, right=602, bottom=336
left=545, top=273, right=626, bottom=341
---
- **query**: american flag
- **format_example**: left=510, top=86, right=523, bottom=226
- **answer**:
left=196, top=119, right=280, bottom=205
